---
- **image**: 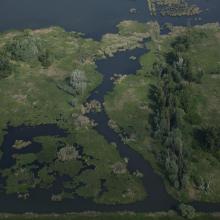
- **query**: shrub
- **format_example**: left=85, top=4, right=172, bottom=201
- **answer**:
left=0, top=53, right=12, bottom=79
left=178, top=203, right=196, bottom=219
left=57, top=145, right=79, bottom=161
left=6, top=33, right=42, bottom=62
left=38, top=49, right=53, bottom=68
left=70, top=69, right=87, bottom=95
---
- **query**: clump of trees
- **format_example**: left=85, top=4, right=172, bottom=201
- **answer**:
left=5, top=31, right=53, bottom=67
left=149, top=33, right=202, bottom=189
left=57, top=69, right=87, bottom=97
left=5, top=32, right=42, bottom=62
left=0, top=31, right=54, bottom=80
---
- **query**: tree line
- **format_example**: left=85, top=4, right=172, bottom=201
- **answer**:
left=148, top=31, right=219, bottom=190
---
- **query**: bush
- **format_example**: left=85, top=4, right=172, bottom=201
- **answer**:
left=202, top=126, right=220, bottom=151
left=178, top=203, right=196, bottom=219
left=38, top=49, right=53, bottom=68
left=0, top=52, right=12, bottom=79
left=6, top=33, right=42, bottom=62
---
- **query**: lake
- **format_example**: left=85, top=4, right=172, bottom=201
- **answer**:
left=0, top=0, right=220, bottom=39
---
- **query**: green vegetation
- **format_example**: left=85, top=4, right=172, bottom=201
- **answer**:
left=0, top=21, right=160, bottom=204
left=105, top=23, right=220, bottom=203
left=178, top=204, right=196, bottom=219
left=12, top=140, right=32, bottom=149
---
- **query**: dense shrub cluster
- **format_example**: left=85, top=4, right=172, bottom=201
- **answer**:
left=5, top=32, right=42, bottom=62
left=5, top=31, right=53, bottom=67
left=0, top=52, right=12, bottom=79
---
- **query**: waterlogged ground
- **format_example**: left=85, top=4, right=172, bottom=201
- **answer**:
left=0, top=0, right=220, bottom=217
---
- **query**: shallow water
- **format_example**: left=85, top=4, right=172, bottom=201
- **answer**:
left=0, top=0, right=220, bottom=39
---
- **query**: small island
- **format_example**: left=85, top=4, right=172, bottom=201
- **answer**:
left=12, top=140, right=32, bottom=149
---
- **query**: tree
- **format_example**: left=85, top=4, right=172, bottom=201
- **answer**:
left=6, top=33, right=42, bottom=62
left=165, top=152, right=179, bottom=188
left=70, top=69, right=87, bottom=95
left=38, top=49, right=53, bottom=68
left=178, top=203, right=196, bottom=219
left=202, top=126, right=220, bottom=151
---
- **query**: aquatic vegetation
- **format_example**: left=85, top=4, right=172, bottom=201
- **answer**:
left=147, top=0, right=202, bottom=17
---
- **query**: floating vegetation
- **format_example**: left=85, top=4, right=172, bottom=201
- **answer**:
left=147, top=0, right=202, bottom=17
left=12, top=140, right=32, bottom=149
left=81, top=100, right=102, bottom=114
left=57, top=145, right=80, bottom=161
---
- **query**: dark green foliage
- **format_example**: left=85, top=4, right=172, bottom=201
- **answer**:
left=149, top=67, right=190, bottom=188
left=196, top=126, right=220, bottom=152
left=149, top=33, right=204, bottom=189
left=5, top=32, right=42, bottom=62
left=38, top=49, right=53, bottom=68
left=0, top=52, right=12, bottom=79
left=171, top=30, right=207, bottom=53
left=5, top=31, right=53, bottom=68
left=171, top=35, right=190, bottom=52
